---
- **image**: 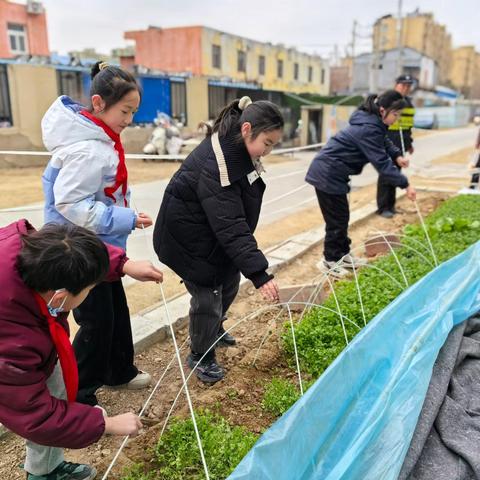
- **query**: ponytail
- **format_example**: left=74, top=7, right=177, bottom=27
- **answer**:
left=89, top=61, right=141, bottom=111
left=204, top=96, right=284, bottom=139
left=358, top=90, right=406, bottom=117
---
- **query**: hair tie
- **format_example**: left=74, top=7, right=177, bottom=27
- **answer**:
left=99, top=61, right=109, bottom=71
left=238, top=96, right=253, bottom=111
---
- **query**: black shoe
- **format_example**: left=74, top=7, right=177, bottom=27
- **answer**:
left=187, top=353, right=225, bottom=384
left=216, top=326, right=236, bottom=347
left=378, top=210, right=394, bottom=219
left=26, top=461, right=96, bottom=480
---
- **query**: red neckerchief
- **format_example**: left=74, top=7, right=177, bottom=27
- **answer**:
left=33, top=292, right=79, bottom=402
left=80, top=109, right=128, bottom=207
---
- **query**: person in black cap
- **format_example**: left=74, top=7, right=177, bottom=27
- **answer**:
left=376, top=74, right=416, bottom=218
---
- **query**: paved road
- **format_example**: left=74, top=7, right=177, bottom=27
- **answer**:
left=1, top=126, right=477, bottom=264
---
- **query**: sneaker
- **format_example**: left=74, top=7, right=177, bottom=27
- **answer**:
left=216, top=326, right=236, bottom=347
left=110, top=371, right=152, bottom=390
left=378, top=210, right=394, bottom=219
left=26, top=461, right=96, bottom=480
left=318, top=259, right=350, bottom=279
left=187, top=353, right=225, bottom=384
left=341, top=254, right=368, bottom=268
left=125, top=371, right=152, bottom=390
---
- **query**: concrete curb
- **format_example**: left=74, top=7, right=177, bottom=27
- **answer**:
left=131, top=199, right=381, bottom=352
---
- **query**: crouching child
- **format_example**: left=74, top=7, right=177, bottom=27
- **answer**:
left=0, top=220, right=163, bottom=480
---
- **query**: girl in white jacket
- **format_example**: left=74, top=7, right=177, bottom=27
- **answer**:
left=42, top=61, right=155, bottom=406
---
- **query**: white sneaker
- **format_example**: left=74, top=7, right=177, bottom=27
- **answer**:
left=125, top=371, right=152, bottom=390
left=318, top=259, right=350, bottom=278
left=341, top=254, right=368, bottom=268
left=109, top=371, right=152, bottom=390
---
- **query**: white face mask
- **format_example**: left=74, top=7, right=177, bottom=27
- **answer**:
left=47, top=289, right=68, bottom=317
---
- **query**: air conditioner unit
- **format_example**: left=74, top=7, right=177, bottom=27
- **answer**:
left=27, top=0, right=44, bottom=14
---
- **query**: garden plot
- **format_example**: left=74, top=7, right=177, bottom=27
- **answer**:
left=1, top=191, right=472, bottom=480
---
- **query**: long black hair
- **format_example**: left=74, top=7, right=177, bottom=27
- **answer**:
left=358, top=90, right=406, bottom=117
left=206, top=96, right=284, bottom=139
left=89, top=61, right=141, bottom=110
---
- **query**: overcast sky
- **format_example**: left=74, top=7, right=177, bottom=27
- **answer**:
left=41, top=0, right=479, bottom=58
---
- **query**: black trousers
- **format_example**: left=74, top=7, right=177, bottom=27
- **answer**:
left=316, top=189, right=351, bottom=262
left=184, top=272, right=241, bottom=357
left=72, top=280, right=138, bottom=405
left=377, top=166, right=401, bottom=213
left=471, top=153, right=480, bottom=187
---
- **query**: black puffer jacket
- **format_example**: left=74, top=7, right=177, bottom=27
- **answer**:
left=153, top=131, right=272, bottom=289
left=306, top=109, right=409, bottom=194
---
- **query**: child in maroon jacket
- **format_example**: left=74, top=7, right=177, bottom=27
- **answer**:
left=0, top=220, right=162, bottom=480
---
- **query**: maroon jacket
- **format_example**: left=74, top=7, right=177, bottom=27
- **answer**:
left=0, top=220, right=127, bottom=448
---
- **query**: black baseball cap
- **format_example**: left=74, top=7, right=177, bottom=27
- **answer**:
left=395, top=74, right=416, bottom=84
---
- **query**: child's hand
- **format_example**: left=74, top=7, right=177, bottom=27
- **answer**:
left=123, top=260, right=163, bottom=283
left=259, top=279, right=280, bottom=302
left=406, top=185, right=417, bottom=201
left=397, top=156, right=410, bottom=168
left=135, top=213, right=153, bottom=229
left=104, top=412, right=142, bottom=437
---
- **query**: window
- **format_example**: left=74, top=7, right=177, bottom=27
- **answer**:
left=321, top=68, right=325, bottom=84
left=258, top=55, right=266, bottom=76
left=308, top=66, right=313, bottom=82
left=7, top=23, right=28, bottom=55
left=277, top=59, right=283, bottom=79
left=212, top=45, right=221, bottom=69
left=57, top=70, right=83, bottom=102
left=237, top=50, right=246, bottom=72
left=294, top=63, right=299, bottom=80
left=0, top=65, right=12, bottom=125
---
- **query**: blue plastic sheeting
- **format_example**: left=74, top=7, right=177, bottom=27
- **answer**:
left=228, top=242, right=480, bottom=480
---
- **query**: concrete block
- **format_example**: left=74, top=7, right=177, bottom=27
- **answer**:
left=290, top=227, right=324, bottom=246
left=267, top=241, right=308, bottom=262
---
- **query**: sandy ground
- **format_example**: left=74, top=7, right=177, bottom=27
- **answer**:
left=0, top=191, right=448, bottom=480
left=0, top=154, right=292, bottom=210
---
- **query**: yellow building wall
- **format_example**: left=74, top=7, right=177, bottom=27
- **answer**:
left=186, top=76, right=209, bottom=128
left=200, top=27, right=329, bottom=95
left=450, top=46, right=480, bottom=97
left=0, top=64, right=57, bottom=160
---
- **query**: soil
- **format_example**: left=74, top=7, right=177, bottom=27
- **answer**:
left=431, top=146, right=475, bottom=166
left=0, top=154, right=293, bottom=210
left=0, top=191, right=450, bottom=480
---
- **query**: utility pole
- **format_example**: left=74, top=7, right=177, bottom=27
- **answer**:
left=396, top=0, right=404, bottom=76
left=351, top=20, right=357, bottom=93
left=370, top=21, right=379, bottom=92
left=351, top=20, right=357, bottom=59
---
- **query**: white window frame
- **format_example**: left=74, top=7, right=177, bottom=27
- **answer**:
left=7, top=23, right=29, bottom=55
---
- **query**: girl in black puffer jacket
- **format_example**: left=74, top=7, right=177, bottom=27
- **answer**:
left=154, top=96, right=284, bottom=384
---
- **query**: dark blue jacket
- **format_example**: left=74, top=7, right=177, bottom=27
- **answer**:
left=306, top=110, right=409, bottom=194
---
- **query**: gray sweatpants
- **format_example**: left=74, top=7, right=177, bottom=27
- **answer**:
left=24, top=363, right=65, bottom=475
left=184, top=272, right=241, bottom=354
